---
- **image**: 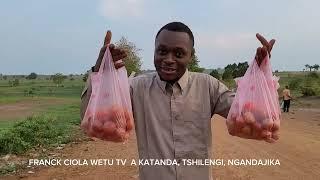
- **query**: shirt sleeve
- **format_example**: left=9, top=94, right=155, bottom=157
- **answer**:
left=210, top=77, right=235, bottom=118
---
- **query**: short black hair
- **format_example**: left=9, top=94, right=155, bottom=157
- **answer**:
left=156, top=22, right=194, bottom=47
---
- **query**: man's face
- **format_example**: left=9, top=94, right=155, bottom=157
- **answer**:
left=154, top=30, right=193, bottom=82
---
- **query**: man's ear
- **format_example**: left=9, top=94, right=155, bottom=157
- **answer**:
left=188, top=47, right=195, bottom=63
left=191, top=47, right=195, bottom=57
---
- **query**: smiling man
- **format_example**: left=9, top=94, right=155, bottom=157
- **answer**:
left=80, top=22, right=277, bottom=180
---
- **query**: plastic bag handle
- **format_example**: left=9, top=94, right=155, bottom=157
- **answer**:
left=98, top=45, right=116, bottom=74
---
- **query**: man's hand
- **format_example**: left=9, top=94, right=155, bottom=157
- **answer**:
left=255, top=33, right=276, bottom=66
left=93, top=30, right=127, bottom=72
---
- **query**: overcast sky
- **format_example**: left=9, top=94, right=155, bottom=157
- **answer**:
left=0, top=0, right=319, bottom=75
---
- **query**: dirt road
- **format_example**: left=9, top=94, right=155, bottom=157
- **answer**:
left=2, top=107, right=320, bottom=180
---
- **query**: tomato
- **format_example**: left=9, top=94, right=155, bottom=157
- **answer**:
left=102, top=121, right=117, bottom=135
left=236, top=116, right=245, bottom=128
left=261, top=130, right=272, bottom=139
left=262, top=119, right=273, bottom=130
left=272, top=119, right=280, bottom=132
left=81, top=105, right=134, bottom=142
left=243, top=102, right=255, bottom=112
left=243, top=112, right=255, bottom=124
left=125, top=110, right=134, bottom=131
left=226, top=119, right=236, bottom=136
left=241, top=125, right=252, bottom=135
left=272, top=130, right=280, bottom=140
left=91, top=119, right=104, bottom=134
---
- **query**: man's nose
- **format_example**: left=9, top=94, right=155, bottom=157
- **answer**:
left=163, top=54, right=175, bottom=65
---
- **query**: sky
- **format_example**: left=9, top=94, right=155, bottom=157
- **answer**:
left=0, top=0, right=319, bottom=75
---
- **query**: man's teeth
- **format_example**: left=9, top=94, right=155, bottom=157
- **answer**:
left=163, top=68, right=175, bottom=72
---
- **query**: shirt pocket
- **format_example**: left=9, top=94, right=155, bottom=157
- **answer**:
left=186, top=98, right=211, bottom=119
left=180, top=111, right=208, bottom=159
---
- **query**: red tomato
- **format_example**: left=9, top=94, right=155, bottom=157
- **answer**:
left=91, top=120, right=104, bottom=137
left=243, top=102, right=255, bottom=112
left=272, top=130, right=280, bottom=140
left=262, top=119, right=273, bottom=130
left=102, top=121, right=117, bottom=135
left=236, top=116, right=245, bottom=128
left=243, top=112, right=255, bottom=124
left=261, top=130, right=272, bottom=139
left=226, top=119, right=236, bottom=136
left=125, top=110, right=134, bottom=131
left=241, top=125, right=252, bottom=135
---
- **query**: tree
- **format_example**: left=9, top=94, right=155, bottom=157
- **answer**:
left=13, top=79, right=19, bottom=86
left=210, top=69, right=220, bottom=80
left=116, top=37, right=142, bottom=76
left=83, top=71, right=89, bottom=82
left=222, top=68, right=233, bottom=80
left=222, top=61, right=249, bottom=80
left=3, top=75, right=7, bottom=80
left=52, top=73, right=66, bottom=86
left=312, top=64, right=319, bottom=71
left=305, top=64, right=312, bottom=72
left=8, top=79, right=19, bottom=87
left=188, top=51, right=204, bottom=72
left=26, top=72, right=37, bottom=79
left=232, top=62, right=249, bottom=78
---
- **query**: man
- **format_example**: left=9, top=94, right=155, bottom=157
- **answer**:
left=81, top=22, right=278, bottom=180
left=282, top=85, right=292, bottom=112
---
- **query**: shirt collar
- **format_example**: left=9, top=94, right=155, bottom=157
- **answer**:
left=156, top=69, right=189, bottom=94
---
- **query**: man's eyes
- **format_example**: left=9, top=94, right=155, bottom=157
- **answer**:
left=157, top=48, right=186, bottom=58
left=175, top=51, right=184, bottom=58
left=158, top=49, right=167, bottom=55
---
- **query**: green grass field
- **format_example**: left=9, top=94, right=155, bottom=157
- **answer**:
left=0, top=77, right=84, bottom=156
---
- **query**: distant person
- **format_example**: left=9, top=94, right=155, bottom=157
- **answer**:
left=282, top=85, right=292, bottom=112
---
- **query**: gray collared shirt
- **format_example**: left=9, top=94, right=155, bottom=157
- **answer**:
left=81, top=69, right=235, bottom=180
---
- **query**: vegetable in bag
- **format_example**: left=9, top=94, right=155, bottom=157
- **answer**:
left=81, top=45, right=134, bottom=142
left=227, top=54, right=281, bottom=142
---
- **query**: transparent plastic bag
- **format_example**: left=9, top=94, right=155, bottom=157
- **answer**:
left=227, top=55, right=281, bottom=140
left=81, top=45, right=133, bottom=142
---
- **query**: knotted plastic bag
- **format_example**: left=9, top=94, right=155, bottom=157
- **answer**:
left=81, top=45, right=133, bottom=142
left=227, top=55, right=281, bottom=140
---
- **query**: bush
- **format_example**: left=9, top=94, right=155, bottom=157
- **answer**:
left=0, top=115, right=66, bottom=155
left=288, top=79, right=301, bottom=90
left=13, top=79, right=19, bottom=86
left=83, top=72, right=89, bottom=82
left=210, top=69, right=221, bottom=80
left=308, top=72, right=319, bottom=78
left=26, top=72, right=37, bottom=80
left=8, top=79, right=20, bottom=87
left=301, top=87, right=316, bottom=96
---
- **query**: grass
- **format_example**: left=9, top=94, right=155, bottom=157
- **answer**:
left=0, top=79, right=84, bottom=100
left=0, top=119, right=24, bottom=130
left=0, top=78, right=84, bottom=156
left=0, top=102, right=81, bottom=155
